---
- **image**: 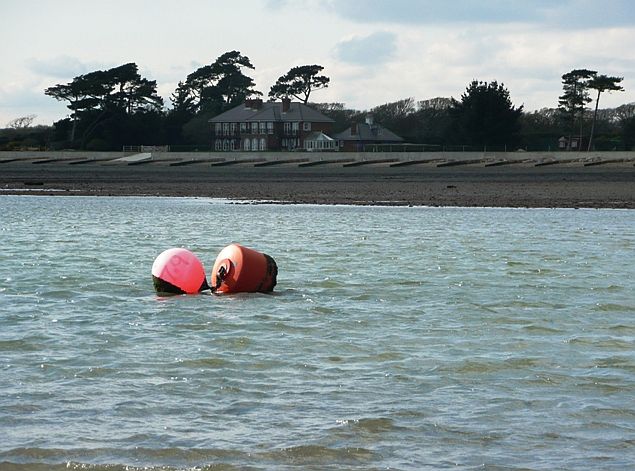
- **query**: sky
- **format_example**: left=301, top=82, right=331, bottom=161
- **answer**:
left=1, top=0, right=635, bottom=126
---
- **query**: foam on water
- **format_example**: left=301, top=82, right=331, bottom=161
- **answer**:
left=0, top=196, right=634, bottom=470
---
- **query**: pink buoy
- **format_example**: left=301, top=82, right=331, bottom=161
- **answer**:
left=152, top=248, right=209, bottom=295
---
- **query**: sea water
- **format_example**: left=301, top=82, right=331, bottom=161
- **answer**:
left=0, top=196, right=634, bottom=470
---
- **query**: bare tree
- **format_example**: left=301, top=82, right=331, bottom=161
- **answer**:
left=6, top=114, right=37, bottom=129
left=418, top=97, right=452, bottom=110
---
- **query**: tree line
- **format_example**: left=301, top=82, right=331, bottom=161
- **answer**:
left=1, top=51, right=633, bottom=152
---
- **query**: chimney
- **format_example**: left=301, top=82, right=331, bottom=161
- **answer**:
left=245, top=99, right=263, bottom=110
left=282, top=97, right=291, bottom=112
left=351, top=122, right=358, bottom=136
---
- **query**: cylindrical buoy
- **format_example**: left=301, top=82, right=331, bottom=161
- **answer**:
left=152, top=248, right=209, bottom=295
left=211, top=244, right=277, bottom=294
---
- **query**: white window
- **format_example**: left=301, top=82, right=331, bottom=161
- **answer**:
left=223, top=139, right=229, bottom=151
left=260, top=138, right=266, bottom=151
left=252, top=138, right=258, bottom=151
left=215, top=123, right=222, bottom=134
left=292, top=122, right=299, bottom=133
left=230, top=140, right=235, bottom=151
left=259, top=122, right=266, bottom=134
left=215, top=139, right=222, bottom=151
left=244, top=139, right=250, bottom=151
left=251, top=122, right=258, bottom=133
left=284, top=122, right=292, bottom=134
left=230, top=123, right=237, bottom=134
left=303, top=122, right=311, bottom=131
left=267, top=122, right=274, bottom=134
left=240, top=122, right=247, bottom=132
left=222, top=123, right=229, bottom=135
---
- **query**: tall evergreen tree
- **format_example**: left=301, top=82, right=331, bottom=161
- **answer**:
left=176, top=51, right=261, bottom=115
left=45, top=63, right=163, bottom=148
left=586, top=75, right=624, bottom=150
left=165, top=81, right=197, bottom=145
left=449, top=80, right=523, bottom=149
left=170, top=81, right=196, bottom=114
left=558, top=69, right=596, bottom=150
left=165, top=51, right=262, bottom=146
left=268, top=65, right=329, bottom=103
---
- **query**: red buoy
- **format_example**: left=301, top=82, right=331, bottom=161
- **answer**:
left=211, top=244, right=277, bottom=294
left=152, top=248, right=209, bottom=295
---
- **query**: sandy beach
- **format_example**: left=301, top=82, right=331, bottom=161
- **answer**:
left=1, top=158, right=634, bottom=208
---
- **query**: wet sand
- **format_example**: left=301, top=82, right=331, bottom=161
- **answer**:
left=1, top=160, right=634, bottom=208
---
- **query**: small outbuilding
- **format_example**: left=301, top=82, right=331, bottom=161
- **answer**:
left=334, top=116, right=404, bottom=152
left=558, top=135, right=587, bottom=151
left=304, top=131, right=338, bottom=151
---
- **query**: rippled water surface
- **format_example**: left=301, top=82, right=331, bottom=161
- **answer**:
left=1, top=196, right=634, bottom=470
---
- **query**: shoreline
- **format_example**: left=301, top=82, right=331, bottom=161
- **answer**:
left=1, top=159, right=634, bottom=209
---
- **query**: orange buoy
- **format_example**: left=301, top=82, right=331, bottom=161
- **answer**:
left=211, top=244, right=277, bottom=294
left=152, top=248, right=210, bottom=295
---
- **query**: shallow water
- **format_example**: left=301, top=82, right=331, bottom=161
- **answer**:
left=1, top=196, right=634, bottom=470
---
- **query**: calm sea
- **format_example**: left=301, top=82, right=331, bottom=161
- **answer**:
left=1, top=196, right=634, bottom=470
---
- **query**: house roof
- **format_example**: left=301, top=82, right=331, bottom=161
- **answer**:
left=305, top=131, right=335, bottom=142
left=333, top=123, right=404, bottom=142
left=209, top=101, right=334, bottom=123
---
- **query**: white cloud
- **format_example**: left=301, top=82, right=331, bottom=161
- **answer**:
left=334, top=31, right=398, bottom=65
left=326, top=21, right=635, bottom=111
left=25, top=55, right=98, bottom=79
left=326, top=0, right=635, bottom=28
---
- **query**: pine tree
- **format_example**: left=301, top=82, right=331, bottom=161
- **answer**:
left=558, top=69, right=596, bottom=150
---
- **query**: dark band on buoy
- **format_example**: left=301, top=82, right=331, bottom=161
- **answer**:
left=152, top=275, right=185, bottom=295
left=153, top=275, right=210, bottom=296
left=257, top=254, right=278, bottom=292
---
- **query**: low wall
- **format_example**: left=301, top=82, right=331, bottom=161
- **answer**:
left=0, top=151, right=125, bottom=160
left=2, top=150, right=634, bottom=163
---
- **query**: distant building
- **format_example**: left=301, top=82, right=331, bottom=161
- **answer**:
left=209, top=98, right=334, bottom=151
left=333, top=116, right=404, bottom=152
left=558, top=135, right=587, bottom=151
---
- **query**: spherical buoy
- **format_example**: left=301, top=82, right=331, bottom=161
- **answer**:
left=152, top=248, right=209, bottom=295
left=211, top=244, right=277, bottom=294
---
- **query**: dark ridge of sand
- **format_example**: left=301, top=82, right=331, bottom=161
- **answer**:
left=0, top=160, right=634, bottom=208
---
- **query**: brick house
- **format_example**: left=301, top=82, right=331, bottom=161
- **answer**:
left=209, top=98, right=334, bottom=151
left=334, top=116, right=404, bottom=152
